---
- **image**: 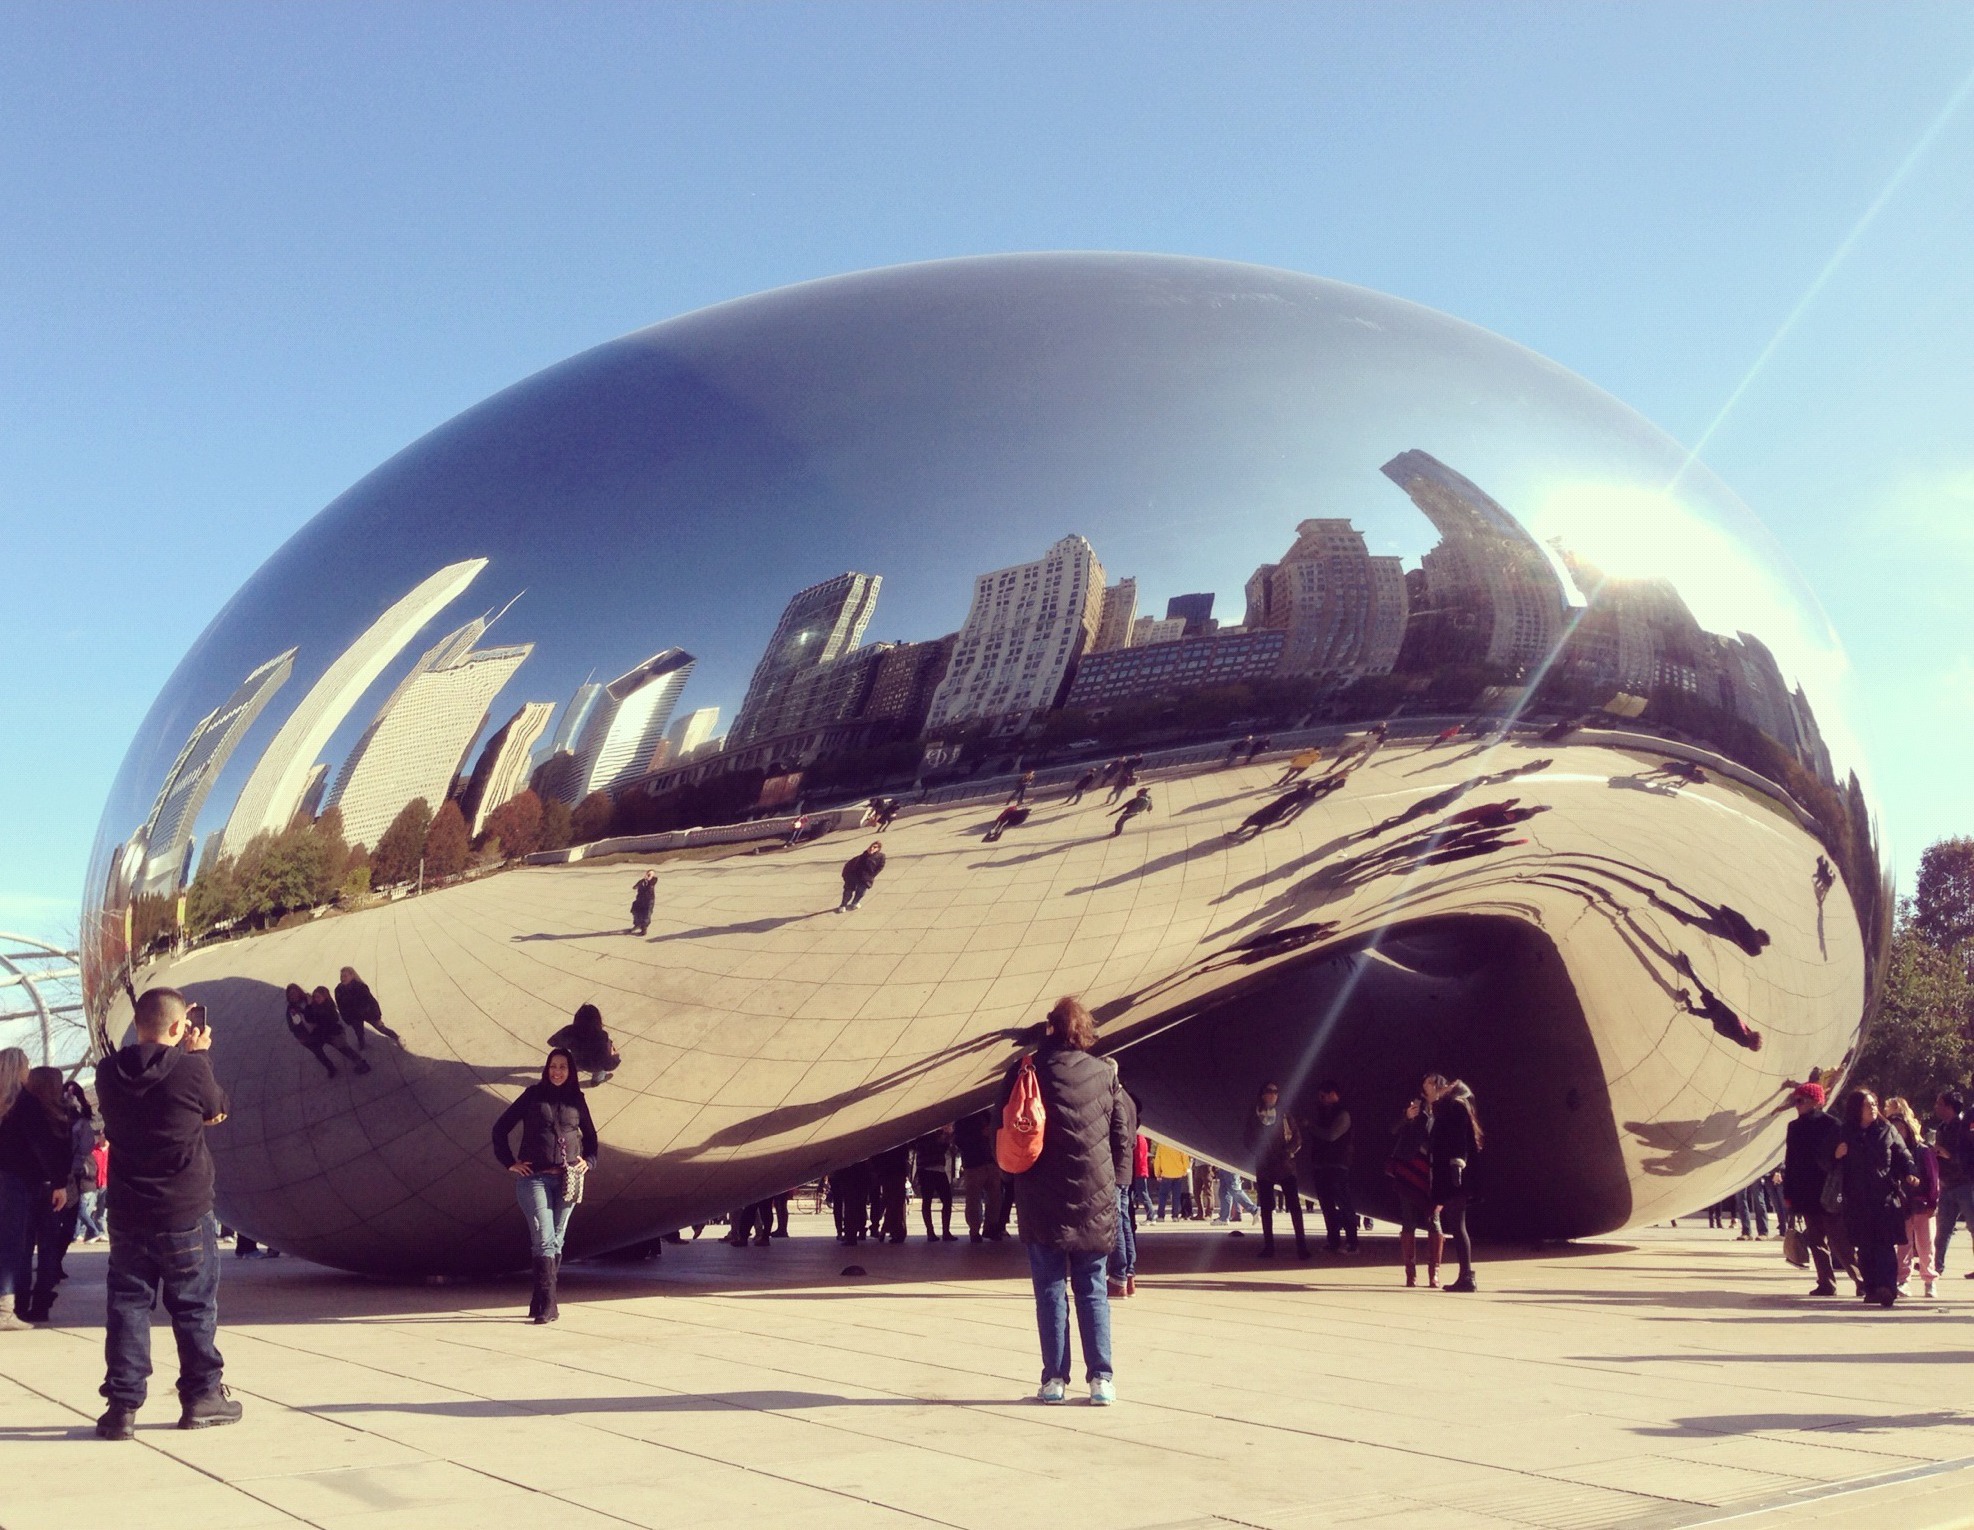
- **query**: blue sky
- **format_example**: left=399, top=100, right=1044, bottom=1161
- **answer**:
left=4, top=2, right=1973, bottom=948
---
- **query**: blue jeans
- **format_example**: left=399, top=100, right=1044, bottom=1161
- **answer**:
left=1129, top=1179, right=1153, bottom=1222
left=1027, top=1243, right=1113, bottom=1383
left=1153, top=1176, right=1186, bottom=1220
left=1936, top=1183, right=1974, bottom=1268
left=515, top=1172, right=575, bottom=1258
left=1108, top=1187, right=1137, bottom=1284
left=0, top=1172, right=32, bottom=1299
left=76, top=1188, right=106, bottom=1240
left=102, top=1215, right=224, bottom=1410
left=1736, top=1185, right=1770, bottom=1237
left=1218, top=1175, right=1260, bottom=1221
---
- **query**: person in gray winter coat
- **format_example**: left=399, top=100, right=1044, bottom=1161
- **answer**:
left=999, top=996, right=1130, bottom=1406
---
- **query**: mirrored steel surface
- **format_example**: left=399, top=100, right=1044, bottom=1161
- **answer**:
left=83, top=254, right=1885, bottom=1275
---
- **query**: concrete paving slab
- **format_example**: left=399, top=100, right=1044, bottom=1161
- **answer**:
left=3, top=1223, right=1973, bottom=1529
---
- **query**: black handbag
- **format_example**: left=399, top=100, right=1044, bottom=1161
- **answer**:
left=1819, top=1166, right=1843, bottom=1215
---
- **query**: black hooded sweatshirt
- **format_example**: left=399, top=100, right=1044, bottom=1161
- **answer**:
left=95, top=1042, right=229, bottom=1233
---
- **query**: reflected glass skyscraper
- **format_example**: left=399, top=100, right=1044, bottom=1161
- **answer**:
left=571, top=649, right=696, bottom=796
left=730, top=573, right=881, bottom=748
left=219, top=559, right=486, bottom=857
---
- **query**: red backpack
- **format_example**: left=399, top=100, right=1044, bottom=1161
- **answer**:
left=997, top=1055, right=1046, bottom=1173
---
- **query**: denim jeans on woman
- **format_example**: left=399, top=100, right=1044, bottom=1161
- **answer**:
left=1108, top=1187, right=1136, bottom=1285
left=515, top=1172, right=575, bottom=1258
left=1026, top=1243, right=1113, bottom=1384
left=102, top=1215, right=224, bottom=1410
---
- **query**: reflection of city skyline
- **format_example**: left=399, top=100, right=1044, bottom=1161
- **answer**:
left=131, top=446, right=1838, bottom=901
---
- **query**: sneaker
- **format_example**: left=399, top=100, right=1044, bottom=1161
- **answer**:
left=95, top=1406, right=137, bottom=1440
left=1925, top=1280, right=1938, bottom=1297
left=1809, top=1282, right=1838, bottom=1296
left=179, top=1387, right=244, bottom=1430
left=1089, top=1377, right=1115, bottom=1406
left=1036, top=1378, right=1067, bottom=1405
left=1445, top=1274, right=1477, bottom=1293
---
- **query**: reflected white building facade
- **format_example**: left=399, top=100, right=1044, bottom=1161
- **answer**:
left=927, top=534, right=1105, bottom=734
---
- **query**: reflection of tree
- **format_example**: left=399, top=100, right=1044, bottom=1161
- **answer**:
left=372, top=798, right=433, bottom=888
left=569, top=790, right=615, bottom=845
left=478, top=789, right=544, bottom=860
left=423, top=801, right=470, bottom=880
left=538, top=796, right=573, bottom=853
left=1852, top=885, right=1974, bottom=1109
left=183, top=806, right=366, bottom=936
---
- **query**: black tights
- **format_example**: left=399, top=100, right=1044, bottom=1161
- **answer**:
left=1440, top=1194, right=1474, bottom=1278
left=1259, top=1174, right=1306, bottom=1253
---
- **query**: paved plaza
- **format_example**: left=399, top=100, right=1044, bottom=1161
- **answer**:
left=2, top=1223, right=1971, bottom=1530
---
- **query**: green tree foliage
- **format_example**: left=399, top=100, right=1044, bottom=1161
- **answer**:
left=371, top=798, right=434, bottom=888
left=570, top=790, right=617, bottom=845
left=537, top=797, right=573, bottom=853
left=423, top=801, right=471, bottom=880
left=1853, top=903, right=1974, bottom=1107
left=1911, top=838, right=1974, bottom=957
left=479, top=790, right=544, bottom=859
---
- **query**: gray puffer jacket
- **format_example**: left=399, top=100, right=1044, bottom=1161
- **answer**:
left=999, top=1043, right=1128, bottom=1254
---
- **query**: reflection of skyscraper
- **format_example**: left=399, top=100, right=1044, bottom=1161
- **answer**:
left=1164, top=592, right=1215, bottom=637
left=137, top=648, right=294, bottom=895
left=1383, top=452, right=1565, bottom=678
left=1246, top=520, right=1408, bottom=679
left=327, top=615, right=534, bottom=849
left=663, top=706, right=721, bottom=764
left=463, top=701, right=557, bottom=837
left=296, top=764, right=331, bottom=824
left=1130, top=615, right=1187, bottom=647
left=926, top=534, right=1105, bottom=734
left=1092, top=578, right=1137, bottom=652
left=572, top=649, right=697, bottom=796
left=731, top=573, right=881, bottom=748
left=220, top=559, right=486, bottom=857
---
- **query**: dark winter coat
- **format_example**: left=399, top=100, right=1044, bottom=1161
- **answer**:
left=1305, top=1101, right=1352, bottom=1168
left=954, top=1109, right=997, bottom=1170
left=842, top=849, right=886, bottom=890
left=302, top=994, right=348, bottom=1040
left=334, top=978, right=384, bottom=1031
left=0, top=1095, right=70, bottom=1188
left=1781, top=1108, right=1842, bottom=1210
left=547, top=1022, right=620, bottom=1076
left=491, top=1082, right=599, bottom=1172
left=1242, top=1104, right=1301, bottom=1180
left=1111, top=1087, right=1139, bottom=1186
left=95, top=1043, right=230, bottom=1233
left=1840, top=1118, right=1915, bottom=1244
left=1427, top=1099, right=1479, bottom=1202
left=997, top=1042, right=1128, bottom=1254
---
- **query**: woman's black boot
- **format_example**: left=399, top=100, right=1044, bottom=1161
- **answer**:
left=530, top=1257, right=554, bottom=1323
left=541, top=1256, right=560, bottom=1322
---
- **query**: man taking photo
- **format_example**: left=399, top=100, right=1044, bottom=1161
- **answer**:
left=94, top=988, right=241, bottom=1439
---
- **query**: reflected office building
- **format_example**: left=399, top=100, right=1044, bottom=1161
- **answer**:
left=83, top=254, right=1886, bottom=1276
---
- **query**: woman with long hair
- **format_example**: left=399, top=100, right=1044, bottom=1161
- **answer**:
left=1000, top=995, right=1128, bottom=1405
left=1425, top=1074, right=1483, bottom=1293
left=491, top=1049, right=599, bottom=1323
left=1883, top=1097, right=1939, bottom=1296
left=1835, top=1087, right=1917, bottom=1307
left=0, top=1054, right=68, bottom=1329
left=548, top=1003, right=620, bottom=1087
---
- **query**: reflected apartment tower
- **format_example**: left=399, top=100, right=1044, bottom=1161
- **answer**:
left=136, top=648, right=295, bottom=896
left=730, top=573, right=881, bottom=748
left=219, top=558, right=486, bottom=857
left=1091, top=578, right=1138, bottom=653
left=1245, top=519, right=1408, bottom=678
left=463, top=700, right=557, bottom=837
left=1130, top=615, right=1187, bottom=647
left=327, top=615, right=534, bottom=849
left=1382, top=452, right=1565, bottom=678
left=926, top=534, right=1105, bottom=734
left=571, top=649, right=697, bottom=796
left=654, top=706, right=721, bottom=770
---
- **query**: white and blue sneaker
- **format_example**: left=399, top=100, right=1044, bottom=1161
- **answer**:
left=1089, top=1377, right=1115, bottom=1406
left=1036, top=1378, right=1067, bottom=1404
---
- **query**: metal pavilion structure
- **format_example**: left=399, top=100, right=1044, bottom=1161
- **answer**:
left=0, top=931, right=88, bottom=1072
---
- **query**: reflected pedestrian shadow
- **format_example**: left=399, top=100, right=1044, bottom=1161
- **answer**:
left=511, top=929, right=635, bottom=943
left=1630, top=1410, right=1974, bottom=1437
left=644, top=913, right=826, bottom=942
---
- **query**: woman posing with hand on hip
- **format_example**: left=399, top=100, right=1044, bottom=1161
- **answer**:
left=492, top=1049, right=598, bottom=1324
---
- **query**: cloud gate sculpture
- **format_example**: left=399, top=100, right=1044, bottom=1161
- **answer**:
left=83, top=254, right=1886, bottom=1277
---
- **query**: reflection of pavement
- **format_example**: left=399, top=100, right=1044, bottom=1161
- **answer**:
left=2, top=1225, right=1969, bottom=1529
left=169, top=735, right=1862, bottom=1271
